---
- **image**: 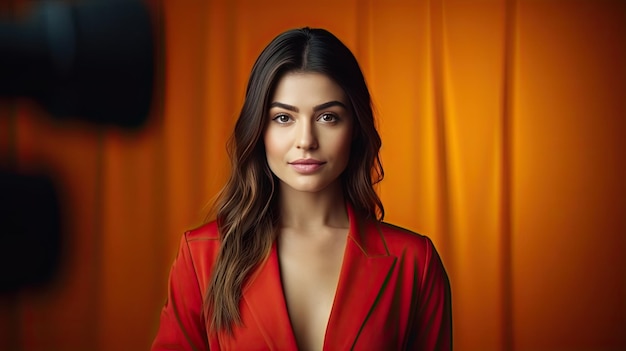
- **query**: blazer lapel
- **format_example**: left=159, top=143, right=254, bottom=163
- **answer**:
left=241, top=205, right=396, bottom=350
left=323, top=206, right=397, bottom=350
left=242, top=241, right=299, bottom=350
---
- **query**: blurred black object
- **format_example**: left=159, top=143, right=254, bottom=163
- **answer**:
left=0, top=0, right=155, bottom=128
left=0, top=170, right=62, bottom=293
left=0, top=0, right=158, bottom=293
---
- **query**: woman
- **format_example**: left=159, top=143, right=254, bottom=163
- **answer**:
left=152, top=27, right=452, bottom=350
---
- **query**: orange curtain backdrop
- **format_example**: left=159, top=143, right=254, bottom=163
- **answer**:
left=1, top=0, right=624, bottom=350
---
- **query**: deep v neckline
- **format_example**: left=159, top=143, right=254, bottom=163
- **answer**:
left=240, top=205, right=397, bottom=350
left=275, top=226, right=349, bottom=351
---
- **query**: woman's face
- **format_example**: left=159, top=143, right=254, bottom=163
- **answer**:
left=264, top=72, right=353, bottom=194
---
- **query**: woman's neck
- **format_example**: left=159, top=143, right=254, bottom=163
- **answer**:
left=277, top=181, right=349, bottom=231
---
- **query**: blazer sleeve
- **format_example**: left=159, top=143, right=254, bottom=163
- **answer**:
left=408, top=237, right=453, bottom=350
left=152, top=233, right=210, bottom=351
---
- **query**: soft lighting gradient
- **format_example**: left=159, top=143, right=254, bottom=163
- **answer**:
left=0, top=0, right=624, bottom=350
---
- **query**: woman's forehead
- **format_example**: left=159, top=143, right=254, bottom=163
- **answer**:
left=270, top=72, right=348, bottom=108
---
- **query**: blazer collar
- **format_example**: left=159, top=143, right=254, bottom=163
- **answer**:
left=242, top=203, right=397, bottom=350
left=323, top=204, right=397, bottom=349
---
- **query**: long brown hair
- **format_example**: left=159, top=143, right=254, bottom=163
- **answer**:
left=204, top=27, right=384, bottom=333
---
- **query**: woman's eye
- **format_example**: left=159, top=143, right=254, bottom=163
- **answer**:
left=273, top=114, right=291, bottom=123
left=319, top=113, right=338, bottom=123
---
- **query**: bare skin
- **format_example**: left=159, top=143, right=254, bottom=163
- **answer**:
left=277, top=182, right=348, bottom=351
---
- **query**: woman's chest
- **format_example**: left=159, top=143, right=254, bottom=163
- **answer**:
left=277, top=230, right=347, bottom=350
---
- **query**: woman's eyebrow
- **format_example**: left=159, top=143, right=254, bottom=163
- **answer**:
left=313, top=101, right=347, bottom=111
left=269, top=102, right=298, bottom=112
left=269, top=100, right=347, bottom=113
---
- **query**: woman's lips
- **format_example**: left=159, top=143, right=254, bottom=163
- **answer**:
left=289, top=160, right=326, bottom=174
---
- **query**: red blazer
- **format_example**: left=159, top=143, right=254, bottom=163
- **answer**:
left=152, top=205, right=452, bottom=350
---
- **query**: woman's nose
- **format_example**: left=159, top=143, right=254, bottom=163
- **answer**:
left=295, top=121, right=318, bottom=150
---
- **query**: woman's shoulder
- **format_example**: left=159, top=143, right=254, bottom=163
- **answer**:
left=374, top=221, right=448, bottom=280
left=175, top=220, right=221, bottom=292
left=185, top=219, right=221, bottom=242
left=182, top=220, right=221, bottom=265
left=375, top=221, right=438, bottom=255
